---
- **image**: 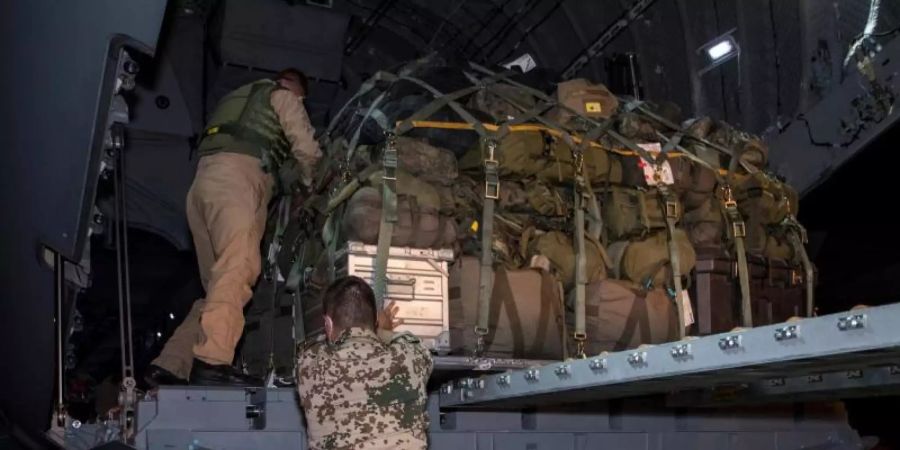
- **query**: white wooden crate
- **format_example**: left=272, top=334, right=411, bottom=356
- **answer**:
left=335, top=242, right=454, bottom=353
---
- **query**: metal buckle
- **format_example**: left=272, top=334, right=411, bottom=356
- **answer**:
left=484, top=159, right=500, bottom=199
left=483, top=139, right=500, bottom=199
left=573, top=332, right=587, bottom=359
left=732, top=221, right=746, bottom=238
left=382, top=133, right=398, bottom=181
left=791, top=270, right=803, bottom=286
left=665, top=201, right=679, bottom=219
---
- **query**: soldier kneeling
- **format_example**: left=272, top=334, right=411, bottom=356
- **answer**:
left=297, top=276, right=433, bottom=450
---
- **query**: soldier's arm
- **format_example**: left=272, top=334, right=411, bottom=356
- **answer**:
left=270, top=89, right=323, bottom=188
left=390, top=334, right=434, bottom=381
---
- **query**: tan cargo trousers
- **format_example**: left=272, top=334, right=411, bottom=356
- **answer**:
left=152, top=152, right=273, bottom=378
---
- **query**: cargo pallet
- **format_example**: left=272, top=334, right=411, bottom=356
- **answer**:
left=439, top=303, right=900, bottom=408
left=61, top=304, right=900, bottom=449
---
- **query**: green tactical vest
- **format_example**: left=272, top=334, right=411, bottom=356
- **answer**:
left=198, top=79, right=292, bottom=171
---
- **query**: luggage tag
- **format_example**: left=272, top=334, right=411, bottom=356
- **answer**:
left=680, top=290, right=695, bottom=328
left=636, top=142, right=675, bottom=186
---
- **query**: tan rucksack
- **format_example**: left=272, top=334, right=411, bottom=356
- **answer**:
left=340, top=169, right=457, bottom=249
left=392, top=136, right=459, bottom=186
left=602, top=186, right=684, bottom=241
left=547, top=79, right=619, bottom=125
left=608, top=228, right=696, bottom=289
left=449, top=256, right=565, bottom=359
left=571, top=279, right=681, bottom=354
left=526, top=230, right=608, bottom=289
left=458, top=131, right=616, bottom=186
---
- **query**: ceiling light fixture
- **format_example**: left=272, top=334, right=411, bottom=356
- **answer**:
left=697, top=29, right=740, bottom=75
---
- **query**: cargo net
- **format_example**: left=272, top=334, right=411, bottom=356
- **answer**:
left=260, top=55, right=815, bottom=369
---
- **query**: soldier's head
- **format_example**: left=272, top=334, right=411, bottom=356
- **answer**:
left=275, top=68, right=309, bottom=97
left=321, top=276, right=377, bottom=342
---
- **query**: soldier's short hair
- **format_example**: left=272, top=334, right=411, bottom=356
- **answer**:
left=275, top=67, right=309, bottom=95
left=322, top=276, right=377, bottom=330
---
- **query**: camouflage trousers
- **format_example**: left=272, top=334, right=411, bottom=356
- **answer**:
left=152, top=152, right=272, bottom=377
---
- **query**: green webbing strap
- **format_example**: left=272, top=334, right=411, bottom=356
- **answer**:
left=395, top=85, right=485, bottom=134
left=323, top=164, right=382, bottom=215
left=459, top=71, right=556, bottom=126
left=636, top=190, right=651, bottom=235
left=324, top=71, right=398, bottom=137
left=659, top=187, right=686, bottom=338
left=722, top=186, right=753, bottom=328
left=475, top=138, right=500, bottom=355
left=372, top=133, right=400, bottom=310
left=785, top=217, right=815, bottom=316
left=265, top=196, right=291, bottom=268
left=345, top=91, right=390, bottom=168
left=285, top=256, right=304, bottom=293
left=322, top=210, right=342, bottom=282
left=394, top=75, right=492, bottom=138
left=573, top=169, right=589, bottom=358
left=584, top=183, right=603, bottom=243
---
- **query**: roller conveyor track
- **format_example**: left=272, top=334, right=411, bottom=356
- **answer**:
left=439, top=303, right=900, bottom=408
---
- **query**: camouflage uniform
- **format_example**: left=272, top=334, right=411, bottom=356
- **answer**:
left=297, top=327, right=433, bottom=450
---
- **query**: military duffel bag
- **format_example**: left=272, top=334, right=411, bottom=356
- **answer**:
left=526, top=230, right=608, bottom=289
left=392, top=136, right=459, bottom=186
left=608, top=228, right=696, bottom=290
left=571, top=279, right=681, bottom=354
left=708, top=122, right=769, bottom=169
left=734, top=172, right=799, bottom=225
left=449, top=256, right=566, bottom=359
left=601, top=186, right=684, bottom=241
left=467, top=83, right=537, bottom=122
left=458, top=131, right=617, bottom=185
left=617, top=150, right=718, bottom=211
left=493, top=179, right=570, bottom=217
left=341, top=169, right=458, bottom=249
left=682, top=197, right=724, bottom=250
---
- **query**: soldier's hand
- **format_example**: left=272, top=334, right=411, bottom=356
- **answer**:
left=377, top=301, right=403, bottom=331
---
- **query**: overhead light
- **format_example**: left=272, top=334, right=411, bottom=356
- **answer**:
left=697, top=29, right=740, bottom=75
left=707, top=41, right=734, bottom=61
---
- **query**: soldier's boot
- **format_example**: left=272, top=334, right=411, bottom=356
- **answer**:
left=189, top=359, right=262, bottom=387
left=144, top=364, right=188, bottom=388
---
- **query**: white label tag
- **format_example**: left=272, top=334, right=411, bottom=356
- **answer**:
left=637, top=143, right=675, bottom=186
left=680, top=290, right=695, bottom=327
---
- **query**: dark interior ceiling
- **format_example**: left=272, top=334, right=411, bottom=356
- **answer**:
left=151, top=0, right=900, bottom=142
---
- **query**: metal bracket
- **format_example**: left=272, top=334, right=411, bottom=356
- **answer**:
left=774, top=325, right=799, bottom=341
left=524, top=369, right=540, bottom=383
left=554, top=364, right=572, bottom=378
left=589, top=358, right=607, bottom=372
left=628, top=352, right=648, bottom=366
left=246, top=388, right=267, bottom=430
left=670, top=343, right=692, bottom=359
left=718, top=335, right=742, bottom=350
left=838, top=314, right=866, bottom=331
